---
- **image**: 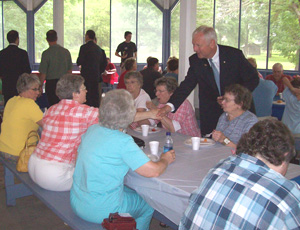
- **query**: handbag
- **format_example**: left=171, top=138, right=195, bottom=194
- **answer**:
left=101, top=212, right=136, bottom=230
left=16, top=130, right=39, bottom=172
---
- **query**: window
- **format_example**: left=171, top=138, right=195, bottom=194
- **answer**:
left=64, top=0, right=83, bottom=63
left=197, top=0, right=300, bottom=71
left=34, top=0, right=53, bottom=63
left=170, top=2, right=180, bottom=58
left=3, top=1, right=27, bottom=50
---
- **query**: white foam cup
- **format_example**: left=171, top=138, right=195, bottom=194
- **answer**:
left=141, top=125, right=150, bottom=136
left=191, top=137, right=201, bottom=150
left=149, top=141, right=159, bottom=156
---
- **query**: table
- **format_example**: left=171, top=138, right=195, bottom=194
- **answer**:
left=124, top=128, right=300, bottom=227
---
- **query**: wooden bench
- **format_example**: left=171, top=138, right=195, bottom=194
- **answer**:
left=0, top=158, right=103, bottom=230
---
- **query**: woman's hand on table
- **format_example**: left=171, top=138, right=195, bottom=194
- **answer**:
left=212, top=130, right=225, bottom=143
left=161, top=150, right=175, bottom=165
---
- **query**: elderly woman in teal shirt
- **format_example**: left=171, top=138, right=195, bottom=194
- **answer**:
left=70, top=89, right=175, bottom=230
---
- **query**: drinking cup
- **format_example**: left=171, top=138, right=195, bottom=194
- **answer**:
left=141, top=125, right=149, bottom=136
left=191, top=137, right=201, bottom=150
left=149, top=141, right=159, bottom=156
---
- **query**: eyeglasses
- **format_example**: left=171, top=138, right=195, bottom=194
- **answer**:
left=222, top=97, right=235, bottom=103
left=154, top=89, right=167, bottom=94
left=80, top=86, right=87, bottom=91
left=125, top=80, right=138, bottom=85
left=30, top=88, right=40, bottom=92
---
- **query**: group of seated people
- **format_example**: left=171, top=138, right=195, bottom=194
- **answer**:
left=0, top=58, right=299, bottom=229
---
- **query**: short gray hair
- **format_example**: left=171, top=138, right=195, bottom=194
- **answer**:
left=155, top=77, right=178, bottom=93
left=16, top=73, right=41, bottom=94
left=99, top=89, right=136, bottom=130
left=124, top=71, right=143, bottom=87
left=56, top=74, right=85, bottom=100
left=193, top=25, right=217, bottom=44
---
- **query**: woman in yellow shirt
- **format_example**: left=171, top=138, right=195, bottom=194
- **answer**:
left=0, top=73, right=43, bottom=162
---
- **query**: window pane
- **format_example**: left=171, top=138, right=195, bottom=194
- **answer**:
left=3, top=1, right=27, bottom=50
left=138, top=0, right=162, bottom=63
left=215, top=0, right=239, bottom=48
left=196, top=0, right=214, bottom=27
left=170, top=2, right=180, bottom=58
left=241, top=0, right=269, bottom=69
left=85, top=0, right=110, bottom=57
left=269, top=0, right=300, bottom=70
left=64, top=0, right=83, bottom=63
left=34, top=0, right=53, bottom=63
left=111, top=0, right=136, bottom=64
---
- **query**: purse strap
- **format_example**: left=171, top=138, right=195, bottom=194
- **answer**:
left=25, top=130, right=40, bottom=147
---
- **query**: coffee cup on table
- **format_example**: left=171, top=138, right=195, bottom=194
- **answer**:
left=141, top=125, right=149, bottom=137
left=149, top=141, right=159, bottom=156
left=191, top=137, right=201, bottom=150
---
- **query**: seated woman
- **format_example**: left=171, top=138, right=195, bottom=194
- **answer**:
left=124, top=71, right=151, bottom=127
left=282, top=78, right=300, bottom=134
left=212, top=84, right=258, bottom=148
left=70, top=89, right=175, bottom=230
left=28, top=74, right=99, bottom=192
left=117, top=57, right=137, bottom=89
left=148, top=77, right=200, bottom=137
left=0, top=73, right=43, bottom=163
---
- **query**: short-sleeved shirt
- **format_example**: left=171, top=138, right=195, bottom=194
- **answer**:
left=282, top=88, right=300, bottom=134
left=70, top=125, right=150, bottom=223
left=216, top=110, right=258, bottom=144
left=34, top=99, right=98, bottom=165
left=39, top=44, right=72, bottom=80
left=135, top=89, right=151, bottom=110
left=265, top=74, right=293, bottom=94
left=116, top=41, right=137, bottom=63
left=0, top=96, right=43, bottom=156
left=179, top=153, right=300, bottom=230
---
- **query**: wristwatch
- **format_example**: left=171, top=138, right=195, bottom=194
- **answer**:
left=223, top=137, right=231, bottom=145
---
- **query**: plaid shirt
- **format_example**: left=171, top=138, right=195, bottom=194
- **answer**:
left=179, top=153, right=300, bottom=230
left=34, top=100, right=98, bottom=165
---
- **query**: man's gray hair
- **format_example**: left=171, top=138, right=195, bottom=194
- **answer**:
left=16, top=73, right=41, bottom=94
left=193, top=25, right=217, bottom=44
left=124, top=71, right=143, bottom=87
left=56, top=74, right=85, bottom=100
left=99, top=89, right=136, bottom=130
left=272, top=63, right=283, bottom=70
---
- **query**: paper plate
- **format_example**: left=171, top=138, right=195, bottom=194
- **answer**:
left=134, top=127, right=162, bottom=134
left=184, top=138, right=215, bottom=147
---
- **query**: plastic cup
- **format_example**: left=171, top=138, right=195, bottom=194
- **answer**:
left=141, top=125, right=149, bottom=136
left=279, top=93, right=283, bottom=100
left=149, top=141, right=159, bottom=156
left=191, top=137, right=201, bottom=150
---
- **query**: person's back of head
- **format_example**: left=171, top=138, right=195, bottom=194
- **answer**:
left=291, top=78, right=300, bottom=89
left=46, top=30, right=58, bottom=42
left=86, top=30, right=96, bottom=40
left=147, top=57, right=159, bottom=69
left=167, top=57, right=179, bottom=72
left=7, top=30, right=19, bottom=44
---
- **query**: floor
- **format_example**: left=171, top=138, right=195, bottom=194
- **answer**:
left=0, top=164, right=169, bottom=230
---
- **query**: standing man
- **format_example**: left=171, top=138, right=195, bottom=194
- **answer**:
left=77, top=30, right=107, bottom=107
left=115, top=31, right=137, bottom=73
left=140, top=57, right=162, bottom=99
left=39, top=30, right=72, bottom=107
left=0, top=30, right=31, bottom=105
left=159, top=25, right=259, bottom=136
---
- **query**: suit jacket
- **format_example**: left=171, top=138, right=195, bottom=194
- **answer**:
left=140, top=67, right=162, bottom=99
left=169, top=45, right=259, bottom=135
left=0, top=45, right=31, bottom=103
left=77, top=40, right=107, bottom=82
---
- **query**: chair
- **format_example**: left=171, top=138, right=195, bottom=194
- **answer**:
left=252, top=78, right=278, bottom=117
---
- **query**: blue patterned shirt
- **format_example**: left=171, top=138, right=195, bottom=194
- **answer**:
left=179, top=154, right=300, bottom=230
left=216, top=110, right=258, bottom=144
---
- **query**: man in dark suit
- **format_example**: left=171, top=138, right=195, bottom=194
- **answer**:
left=0, top=30, right=31, bottom=105
left=159, top=25, right=259, bottom=136
left=140, top=57, right=162, bottom=99
left=77, top=30, right=107, bottom=107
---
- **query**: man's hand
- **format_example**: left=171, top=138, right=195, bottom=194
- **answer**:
left=157, top=105, right=172, bottom=117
